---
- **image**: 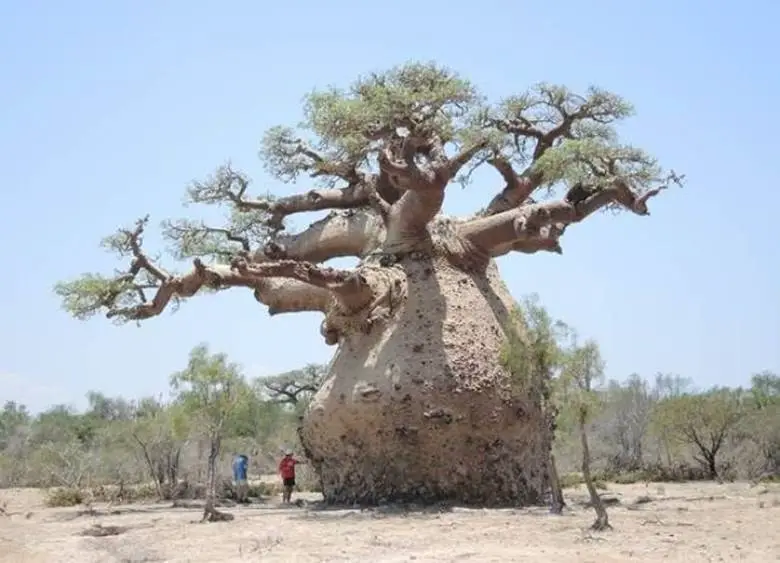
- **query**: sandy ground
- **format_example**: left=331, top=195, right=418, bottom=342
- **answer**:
left=1, top=482, right=779, bottom=562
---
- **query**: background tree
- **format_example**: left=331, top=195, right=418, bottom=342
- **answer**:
left=647, top=373, right=692, bottom=466
left=749, top=371, right=780, bottom=410
left=0, top=402, right=31, bottom=486
left=55, top=61, right=682, bottom=506
left=261, top=363, right=326, bottom=408
left=559, top=336, right=611, bottom=530
left=169, top=344, right=246, bottom=521
left=23, top=405, right=99, bottom=488
left=734, top=372, right=780, bottom=480
left=600, top=374, right=654, bottom=472
left=0, top=402, right=30, bottom=449
left=652, top=388, right=744, bottom=480
left=0, top=362, right=777, bottom=503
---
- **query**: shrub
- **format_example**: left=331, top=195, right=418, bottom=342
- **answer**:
left=46, top=487, right=83, bottom=507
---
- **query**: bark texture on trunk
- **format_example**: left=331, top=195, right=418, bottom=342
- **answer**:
left=300, top=257, right=553, bottom=506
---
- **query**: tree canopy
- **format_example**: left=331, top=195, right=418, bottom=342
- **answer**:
left=55, top=62, right=682, bottom=341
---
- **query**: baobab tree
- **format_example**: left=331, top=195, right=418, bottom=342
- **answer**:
left=55, top=62, right=681, bottom=507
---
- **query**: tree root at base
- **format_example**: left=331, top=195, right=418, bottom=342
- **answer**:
left=590, top=517, right=612, bottom=531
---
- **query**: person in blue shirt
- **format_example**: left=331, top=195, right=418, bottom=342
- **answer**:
left=232, top=453, right=249, bottom=503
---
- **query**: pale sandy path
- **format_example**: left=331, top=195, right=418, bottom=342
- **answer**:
left=1, top=482, right=778, bottom=562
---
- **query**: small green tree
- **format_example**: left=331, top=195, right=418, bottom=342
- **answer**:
left=170, top=344, right=246, bottom=521
left=652, top=388, right=744, bottom=480
left=500, top=294, right=568, bottom=513
left=559, top=335, right=611, bottom=530
left=745, top=372, right=780, bottom=477
left=501, top=296, right=610, bottom=528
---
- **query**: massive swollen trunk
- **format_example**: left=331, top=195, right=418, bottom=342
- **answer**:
left=299, top=256, right=553, bottom=507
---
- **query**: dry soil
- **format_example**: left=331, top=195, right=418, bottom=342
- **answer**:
left=1, top=481, right=778, bottom=562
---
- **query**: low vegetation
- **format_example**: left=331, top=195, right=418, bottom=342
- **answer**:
left=1, top=302, right=777, bottom=515
left=0, top=351, right=324, bottom=509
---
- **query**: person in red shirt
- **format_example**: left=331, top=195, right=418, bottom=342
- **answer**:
left=278, top=449, right=306, bottom=504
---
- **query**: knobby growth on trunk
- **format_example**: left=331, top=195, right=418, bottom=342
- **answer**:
left=56, top=62, right=682, bottom=507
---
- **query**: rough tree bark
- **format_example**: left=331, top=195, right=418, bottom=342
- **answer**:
left=55, top=63, right=682, bottom=507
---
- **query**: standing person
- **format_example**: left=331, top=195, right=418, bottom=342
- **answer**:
left=278, top=449, right=306, bottom=504
left=232, top=453, right=249, bottom=503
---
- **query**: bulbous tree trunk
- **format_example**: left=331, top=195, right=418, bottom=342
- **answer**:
left=300, top=257, right=554, bottom=506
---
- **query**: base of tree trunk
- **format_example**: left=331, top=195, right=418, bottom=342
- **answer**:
left=301, top=260, right=554, bottom=507
left=591, top=516, right=612, bottom=531
left=314, top=454, right=546, bottom=507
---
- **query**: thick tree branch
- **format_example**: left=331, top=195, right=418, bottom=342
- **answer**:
left=259, top=209, right=384, bottom=263
left=104, top=258, right=339, bottom=321
left=377, top=135, right=453, bottom=244
left=443, top=141, right=489, bottom=180
left=482, top=157, right=541, bottom=214
left=375, top=168, right=402, bottom=205
left=489, top=225, right=566, bottom=257
left=69, top=218, right=378, bottom=322
left=383, top=188, right=446, bottom=252
left=253, top=278, right=333, bottom=316
left=239, top=183, right=376, bottom=231
left=483, top=86, right=635, bottom=215
left=460, top=179, right=668, bottom=256
left=230, top=257, right=373, bottom=310
left=378, top=144, right=432, bottom=189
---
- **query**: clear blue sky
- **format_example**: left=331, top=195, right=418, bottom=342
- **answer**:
left=1, top=0, right=778, bottom=412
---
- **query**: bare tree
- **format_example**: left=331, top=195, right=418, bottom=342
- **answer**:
left=130, top=398, right=188, bottom=500
left=55, top=62, right=681, bottom=506
left=602, top=375, right=654, bottom=471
